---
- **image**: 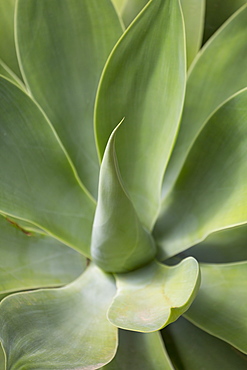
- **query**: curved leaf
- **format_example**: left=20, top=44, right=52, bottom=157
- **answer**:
left=0, top=0, right=22, bottom=79
left=203, top=0, right=247, bottom=42
left=108, top=258, right=200, bottom=332
left=16, top=0, right=123, bottom=198
left=0, top=60, right=25, bottom=89
left=162, top=5, right=247, bottom=198
left=0, top=264, right=117, bottom=370
left=162, top=317, right=247, bottom=369
left=103, top=330, right=174, bottom=369
left=95, top=0, right=186, bottom=230
left=0, top=215, right=86, bottom=294
left=0, top=345, right=5, bottom=370
left=184, top=262, right=247, bottom=354
left=91, top=123, right=156, bottom=273
left=121, top=0, right=148, bottom=26
left=155, top=89, right=247, bottom=259
left=0, top=77, right=95, bottom=256
left=180, top=0, right=205, bottom=68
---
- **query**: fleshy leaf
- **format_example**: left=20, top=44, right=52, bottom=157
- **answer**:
left=0, top=264, right=117, bottom=369
left=180, top=0, right=205, bottom=68
left=95, top=0, right=186, bottom=230
left=0, top=76, right=95, bottom=256
left=16, top=0, right=123, bottom=198
left=155, top=89, right=247, bottom=259
left=162, top=317, right=247, bottom=369
left=108, top=258, right=200, bottom=332
left=0, top=0, right=22, bottom=79
left=120, top=0, right=148, bottom=26
left=203, top=0, right=247, bottom=42
left=184, top=262, right=247, bottom=354
left=162, top=4, right=247, bottom=198
left=103, top=330, right=174, bottom=369
left=0, top=215, right=86, bottom=294
left=91, top=123, right=156, bottom=273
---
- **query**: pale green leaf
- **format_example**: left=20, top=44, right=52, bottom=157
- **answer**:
left=162, top=317, right=247, bottom=369
left=16, top=0, right=123, bottom=198
left=0, top=77, right=95, bottom=256
left=203, top=0, right=247, bottom=42
left=103, top=330, right=174, bottom=370
left=0, top=0, right=22, bottom=79
left=108, top=258, right=200, bottom=332
left=91, top=123, right=156, bottom=273
left=111, top=0, right=127, bottom=14
left=95, top=0, right=186, bottom=230
left=0, top=345, right=5, bottom=370
left=184, top=262, right=247, bottom=354
left=0, top=215, right=86, bottom=295
left=162, top=5, right=247, bottom=198
left=0, top=60, right=25, bottom=90
left=155, top=89, right=247, bottom=259
left=0, top=264, right=117, bottom=369
left=121, top=0, right=149, bottom=26
left=180, top=0, right=205, bottom=68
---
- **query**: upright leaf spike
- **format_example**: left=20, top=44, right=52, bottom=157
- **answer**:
left=91, top=121, right=156, bottom=273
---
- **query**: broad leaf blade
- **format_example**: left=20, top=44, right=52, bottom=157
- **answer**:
left=162, top=5, right=247, bottom=198
left=184, top=262, right=247, bottom=354
left=95, top=0, right=186, bottom=230
left=0, top=215, right=86, bottom=294
left=91, top=123, right=156, bottom=273
left=0, top=264, right=117, bottom=369
left=103, top=330, right=174, bottom=370
left=162, top=317, right=247, bottom=369
left=108, top=258, right=200, bottom=332
left=155, top=89, right=247, bottom=259
left=16, top=0, right=123, bottom=198
left=0, top=77, right=95, bottom=256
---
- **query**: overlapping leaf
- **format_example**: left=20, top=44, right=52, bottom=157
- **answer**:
left=103, top=330, right=174, bottom=369
left=162, top=317, right=247, bottom=369
left=95, top=0, right=186, bottom=230
left=91, top=123, right=156, bottom=273
left=184, top=262, right=247, bottom=354
left=162, top=5, right=247, bottom=198
left=108, top=258, right=200, bottom=332
left=0, top=77, right=95, bottom=256
left=0, top=264, right=117, bottom=369
left=16, top=0, right=123, bottom=197
left=155, top=89, right=247, bottom=259
left=0, top=215, right=86, bottom=294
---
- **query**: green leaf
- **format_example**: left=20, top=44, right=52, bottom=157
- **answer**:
left=108, top=258, right=200, bottom=332
left=184, top=262, right=247, bottom=354
left=0, top=77, right=95, bottom=256
left=162, top=5, right=247, bottom=198
left=103, top=330, right=174, bottom=370
left=0, top=215, right=86, bottom=295
left=91, top=123, right=156, bottom=273
left=203, top=0, right=247, bottom=42
left=0, top=264, right=117, bottom=370
left=0, top=0, right=22, bottom=79
left=0, top=60, right=25, bottom=90
left=162, top=317, right=247, bottom=370
left=111, top=0, right=127, bottom=14
left=155, top=89, right=247, bottom=259
left=0, top=345, right=5, bottom=370
left=16, top=0, right=123, bottom=198
left=181, top=224, right=247, bottom=263
left=95, top=0, right=186, bottom=230
left=121, top=0, right=149, bottom=26
left=180, top=0, right=205, bottom=68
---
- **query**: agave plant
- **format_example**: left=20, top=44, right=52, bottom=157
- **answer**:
left=0, top=0, right=247, bottom=368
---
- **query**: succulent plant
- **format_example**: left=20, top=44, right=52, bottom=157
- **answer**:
left=0, top=0, right=247, bottom=369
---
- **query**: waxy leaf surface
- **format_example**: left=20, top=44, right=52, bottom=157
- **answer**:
left=91, top=124, right=156, bottom=273
left=184, top=262, right=247, bottom=354
left=162, top=317, right=247, bottom=369
left=0, top=264, right=117, bottom=369
left=16, top=0, right=123, bottom=197
left=0, top=215, right=86, bottom=294
left=103, top=330, right=174, bottom=369
left=0, top=77, right=95, bottom=256
left=162, top=5, right=247, bottom=198
left=95, top=0, right=186, bottom=230
left=108, top=258, right=200, bottom=332
left=156, top=89, right=247, bottom=258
